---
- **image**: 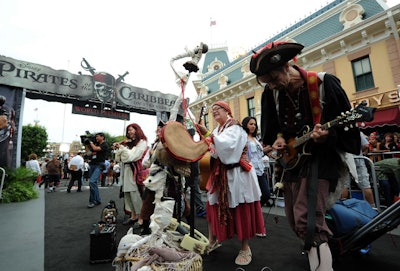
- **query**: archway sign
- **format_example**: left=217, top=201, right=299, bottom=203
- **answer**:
left=0, top=55, right=178, bottom=168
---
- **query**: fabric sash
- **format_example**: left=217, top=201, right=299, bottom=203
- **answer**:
left=306, top=71, right=322, bottom=125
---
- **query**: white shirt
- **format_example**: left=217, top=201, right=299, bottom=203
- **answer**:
left=26, top=160, right=41, bottom=175
left=207, top=124, right=261, bottom=208
left=68, top=155, right=84, bottom=171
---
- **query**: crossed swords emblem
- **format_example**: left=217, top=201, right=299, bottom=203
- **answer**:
left=81, top=58, right=129, bottom=109
left=81, top=58, right=129, bottom=84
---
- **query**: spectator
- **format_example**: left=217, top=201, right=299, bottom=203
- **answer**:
left=393, top=132, right=400, bottom=158
left=67, top=152, right=84, bottom=193
left=62, top=157, right=70, bottom=179
left=242, top=116, right=271, bottom=211
left=112, top=161, right=120, bottom=185
left=46, top=155, right=62, bottom=193
left=106, top=160, right=115, bottom=186
left=101, top=158, right=110, bottom=187
left=39, top=158, right=49, bottom=188
left=368, top=132, right=382, bottom=162
left=393, top=132, right=400, bottom=149
left=82, top=159, right=90, bottom=183
left=341, top=132, right=375, bottom=206
left=25, top=153, right=41, bottom=175
left=380, top=132, right=399, bottom=159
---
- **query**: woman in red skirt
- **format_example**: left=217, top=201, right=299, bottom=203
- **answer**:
left=197, top=101, right=266, bottom=266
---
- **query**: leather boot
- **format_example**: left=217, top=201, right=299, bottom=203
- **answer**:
left=308, top=242, right=333, bottom=271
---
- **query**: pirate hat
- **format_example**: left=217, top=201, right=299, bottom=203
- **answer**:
left=250, top=41, right=304, bottom=76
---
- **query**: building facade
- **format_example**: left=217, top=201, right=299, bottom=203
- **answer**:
left=190, top=0, right=400, bottom=136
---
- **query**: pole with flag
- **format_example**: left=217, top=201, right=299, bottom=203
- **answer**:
left=209, top=18, right=216, bottom=46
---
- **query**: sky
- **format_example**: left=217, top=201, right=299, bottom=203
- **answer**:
left=1, top=0, right=399, bottom=146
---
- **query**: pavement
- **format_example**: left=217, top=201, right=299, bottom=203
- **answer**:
left=1, top=180, right=399, bottom=271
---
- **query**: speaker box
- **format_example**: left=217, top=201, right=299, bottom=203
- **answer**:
left=89, top=225, right=117, bottom=264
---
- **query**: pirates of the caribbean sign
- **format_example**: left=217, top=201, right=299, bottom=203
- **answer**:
left=0, top=55, right=178, bottom=119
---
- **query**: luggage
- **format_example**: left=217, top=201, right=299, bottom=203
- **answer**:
left=326, top=198, right=378, bottom=237
left=327, top=199, right=400, bottom=256
left=89, top=223, right=117, bottom=263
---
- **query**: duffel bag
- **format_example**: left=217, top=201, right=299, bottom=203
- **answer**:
left=326, top=198, right=378, bottom=237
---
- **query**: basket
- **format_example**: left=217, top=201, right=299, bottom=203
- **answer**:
left=113, top=246, right=202, bottom=271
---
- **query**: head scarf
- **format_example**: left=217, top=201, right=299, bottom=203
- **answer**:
left=213, top=101, right=232, bottom=116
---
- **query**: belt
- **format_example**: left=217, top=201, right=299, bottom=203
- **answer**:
left=224, top=162, right=240, bottom=169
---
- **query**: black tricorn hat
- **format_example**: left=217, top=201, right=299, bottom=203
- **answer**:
left=250, top=41, right=304, bottom=76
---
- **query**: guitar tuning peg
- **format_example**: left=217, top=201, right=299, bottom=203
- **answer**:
left=344, top=126, right=349, bottom=131
left=360, top=122, right=365, bottom=127
left=349, top=124, right=353, bottom=128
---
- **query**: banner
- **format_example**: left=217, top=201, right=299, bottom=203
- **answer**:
left=0, top=55, right=178, bottom=116
left=71, top=104, right=130, bottom=120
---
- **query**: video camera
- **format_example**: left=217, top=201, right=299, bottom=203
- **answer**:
left=80, top=131, right=96, bottom=145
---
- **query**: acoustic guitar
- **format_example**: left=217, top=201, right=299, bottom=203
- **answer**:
left=274, top=101, right=375, bottom=173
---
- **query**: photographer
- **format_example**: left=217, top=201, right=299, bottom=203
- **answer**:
left=85, top=132, right=109, bottom=208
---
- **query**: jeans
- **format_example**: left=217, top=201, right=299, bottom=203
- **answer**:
left=258, top=173, right=271, bottom=206
left=89, top=163, right=103, bottom=204
left=186, top=162, right=206, bottom=213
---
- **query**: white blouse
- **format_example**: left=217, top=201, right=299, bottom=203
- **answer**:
left=207, top=124, right=261, bottom=208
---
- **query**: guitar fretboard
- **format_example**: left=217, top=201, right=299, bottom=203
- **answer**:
left=293, top=117, right=345, bottom=148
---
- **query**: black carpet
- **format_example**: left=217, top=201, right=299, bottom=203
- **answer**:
left=45, top=182, right=400, bottom=271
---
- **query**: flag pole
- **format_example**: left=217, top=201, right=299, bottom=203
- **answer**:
left=209, top=18, right=216, bottom=46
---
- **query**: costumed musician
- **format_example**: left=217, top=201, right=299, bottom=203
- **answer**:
left=250, top=41, right=360, bottom=271
left=196, top=101, right=266, bottom=266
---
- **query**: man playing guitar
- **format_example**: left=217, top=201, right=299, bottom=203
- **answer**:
left=250, top=41, right=361, bottom=271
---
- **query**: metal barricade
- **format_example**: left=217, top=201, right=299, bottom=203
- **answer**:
left=351, top=155, right=381, bottom=210
left=266, top=155, right=382, bottom=210
left=366, top=151, right=400, bottom=163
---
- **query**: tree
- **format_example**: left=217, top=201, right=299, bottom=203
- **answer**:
left=21, top=124, right=48, bottom=162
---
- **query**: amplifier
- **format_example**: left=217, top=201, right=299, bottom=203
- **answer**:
left=89, top=224, right=117, bottom=264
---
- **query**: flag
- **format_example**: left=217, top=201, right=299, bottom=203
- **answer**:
left=210, top=20, right=216, bottom=27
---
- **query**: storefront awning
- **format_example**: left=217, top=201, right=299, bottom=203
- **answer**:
left=360, top=107, right=400, bottom=128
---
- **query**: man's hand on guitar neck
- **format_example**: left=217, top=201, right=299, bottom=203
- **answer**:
left=310, top=123, right=329, bottom=144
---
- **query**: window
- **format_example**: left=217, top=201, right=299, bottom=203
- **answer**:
left=247, top=97, right=255, bottom=117
left=352, top=56, right=374, bottom=91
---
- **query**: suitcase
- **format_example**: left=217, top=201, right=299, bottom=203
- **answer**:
left=89, top=224, right=117, bottom=263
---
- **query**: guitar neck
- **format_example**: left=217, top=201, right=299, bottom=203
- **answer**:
left=293, top=119, right=340, bottom=148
